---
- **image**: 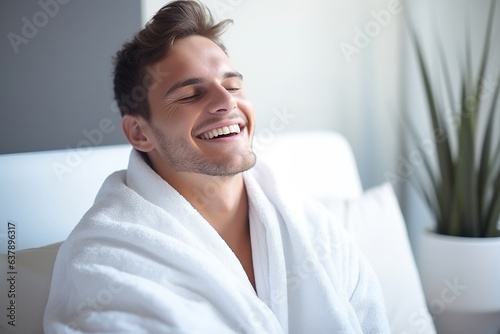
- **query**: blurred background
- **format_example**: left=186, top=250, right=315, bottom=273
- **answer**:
left=1, top=0, right=499, bottom=254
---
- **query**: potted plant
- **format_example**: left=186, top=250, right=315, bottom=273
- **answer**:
left=406, top=1, right=500, bottom=333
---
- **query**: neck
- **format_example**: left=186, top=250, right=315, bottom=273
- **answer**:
left=185, top=173, right=249, bottom=238
left=151, top=159, right=255, bottom=290
left=153, top=160, right=249, bottom=238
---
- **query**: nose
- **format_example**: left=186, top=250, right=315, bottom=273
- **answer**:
left=206, top=83, right=237, bottom=114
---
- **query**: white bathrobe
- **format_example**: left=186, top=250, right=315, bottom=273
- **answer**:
left=44, top=150, right=390, bottom=333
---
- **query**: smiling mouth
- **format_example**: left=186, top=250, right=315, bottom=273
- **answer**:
left=198, top=124, right=241, bottom=140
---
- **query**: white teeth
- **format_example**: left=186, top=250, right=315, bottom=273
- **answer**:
left=200, top=124, right=241, bottom=139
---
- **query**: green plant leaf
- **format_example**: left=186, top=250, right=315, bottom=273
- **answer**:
left=409, top=171, right=442, bottom=228
left=478, top=72, right=500, bottom=231
left=400, top=97, right=448, bottom=230
left=452, top=66, right=480, bottom=236
left=435, top=25, right=455, bottom=124
left=465, top=19, right=473, bottom=105
left=475, top=0, right=496, bottom=105
left=408, top=24, right=456, bottom=230
left=401, top=111, right=443, bottom=208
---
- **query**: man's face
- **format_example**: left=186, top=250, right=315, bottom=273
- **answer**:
left=143, top=35, right=256, bottom=177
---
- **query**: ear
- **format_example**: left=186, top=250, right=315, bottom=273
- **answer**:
left=122, top=115, right=154, bottom=152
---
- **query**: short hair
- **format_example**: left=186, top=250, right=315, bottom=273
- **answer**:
left=113, top=0, right=232, bottom=120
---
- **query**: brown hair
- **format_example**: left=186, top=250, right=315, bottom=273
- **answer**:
left=113, top=0, right=232, bottom=120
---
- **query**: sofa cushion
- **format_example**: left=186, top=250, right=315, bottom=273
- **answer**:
left=323, top=183, right=436, bottom=334
left=0, top=242, right=62, bottom=334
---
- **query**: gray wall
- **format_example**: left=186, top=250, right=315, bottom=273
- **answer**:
left=0, top=0, right=141, bottom=154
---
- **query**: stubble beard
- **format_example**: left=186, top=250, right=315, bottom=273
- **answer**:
left=152, top=125, right=256, bottom=177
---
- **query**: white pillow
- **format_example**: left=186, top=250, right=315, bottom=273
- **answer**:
left=323, top=183, right=437, bottom=334
left=0, top=242, right=62, bottom=334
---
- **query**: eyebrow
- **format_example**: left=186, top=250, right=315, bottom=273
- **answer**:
left=164, top=71, right=243, bottom=98
left=223, top=71, right=243, bottom=80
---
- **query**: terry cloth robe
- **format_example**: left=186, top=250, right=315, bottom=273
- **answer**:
left=44, top=149, right=390, bottom=334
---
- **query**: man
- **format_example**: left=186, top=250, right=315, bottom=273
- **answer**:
left=44, top=1, right=390, bottom=333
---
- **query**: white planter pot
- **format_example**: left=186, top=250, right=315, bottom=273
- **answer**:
left=418, top=231, right=500, bottom=334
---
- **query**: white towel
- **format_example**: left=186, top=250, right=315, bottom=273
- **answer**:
left=44, top=149, right=390, bottom=333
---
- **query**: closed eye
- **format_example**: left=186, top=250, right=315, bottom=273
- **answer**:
left=177, top=94, right=200, bottom=102
left=176, top=88, right=206, bottom=103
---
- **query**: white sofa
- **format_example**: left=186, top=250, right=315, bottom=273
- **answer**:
left=0, top=131, right=436, bottom=334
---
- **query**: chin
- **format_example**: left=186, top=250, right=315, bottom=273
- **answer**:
left=207, top=153, right=257, bottom=177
